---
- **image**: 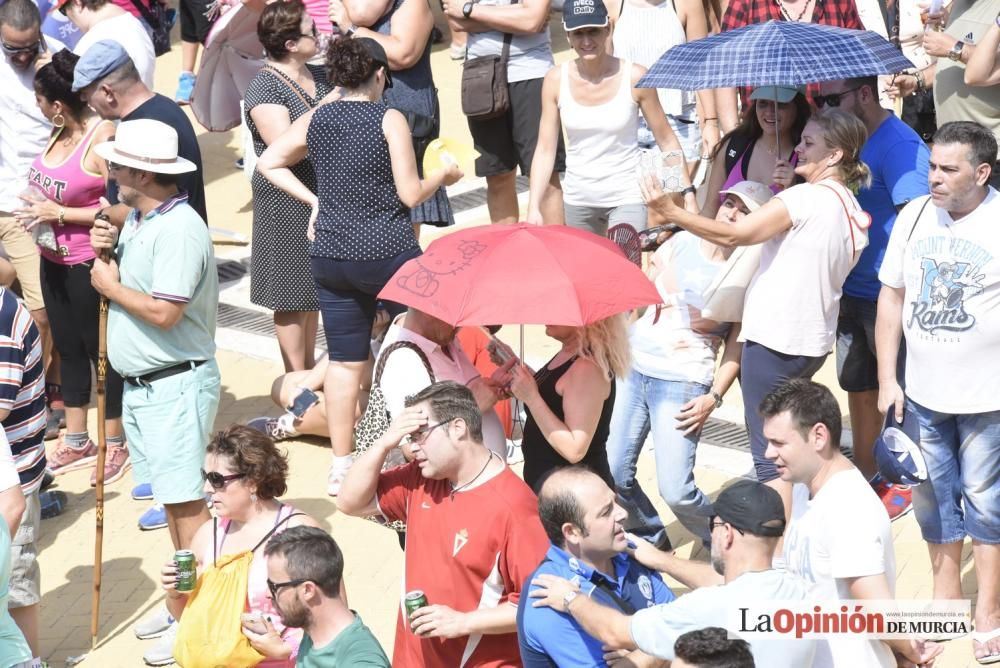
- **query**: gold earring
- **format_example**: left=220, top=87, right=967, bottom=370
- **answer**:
left=52, top=113, right=65, bottom=128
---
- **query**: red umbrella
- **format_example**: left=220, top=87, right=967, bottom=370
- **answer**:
left=379, top=223, right=661, bottom=326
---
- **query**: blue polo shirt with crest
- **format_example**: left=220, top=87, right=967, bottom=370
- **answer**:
left=517, top=544, right=676, bottom=667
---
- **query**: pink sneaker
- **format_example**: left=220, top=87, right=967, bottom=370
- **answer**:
left=91, top=443, right=132, bottom=486
left=48, top=437, right=98, bottom=474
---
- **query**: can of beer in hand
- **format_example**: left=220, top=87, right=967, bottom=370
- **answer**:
left=174, top=550, right=197, bottom=593
left=404, top=590, right=428, bottom=620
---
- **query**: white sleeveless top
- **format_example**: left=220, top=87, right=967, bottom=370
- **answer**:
left=558, top=61, right=642, bottom=207
left=611, top=0, right=692, bottom=116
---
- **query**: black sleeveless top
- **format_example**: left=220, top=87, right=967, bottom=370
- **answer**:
left=521, top=355, right=615, bottom=492
left=306, top=100, right=419, bottom=261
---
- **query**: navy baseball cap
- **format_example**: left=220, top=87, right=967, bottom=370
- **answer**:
left=73, top=40, right=133, bottom=91
left=874, top=409, right=927, bottom=486
left=562, top=0, right=609, bottom=31
left=710, top=479, right=786, bottom=538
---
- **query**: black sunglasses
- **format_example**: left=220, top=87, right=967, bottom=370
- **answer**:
left=201, top=469, right=246, bottom=490
left=709, top=515, right=745, bottom=536
left=266, top=577, right=310, bottom=598
left=291, top=23, right=318, bottom=40
left=0, top=36, right=43, bottom=56
left=814, top=86, right=861, bottom=109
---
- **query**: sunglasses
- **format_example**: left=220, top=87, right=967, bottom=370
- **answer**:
left=107, top=160, right=124, bottom=172
left=201, top=469, right=246, bottom=490
left=292, top=23, right=319, bottom=40
left=0, top=36, right=43, bottom=56
left=814, top=86, right=861, bottom=109
left=709, top=515, right=745, bottom=536
left=266, top=577, right=310, bottom=598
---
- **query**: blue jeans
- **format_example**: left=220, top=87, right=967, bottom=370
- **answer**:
left=908, top=399, right=1000, bottom=545
left=606, top=369, right=713, bottom=547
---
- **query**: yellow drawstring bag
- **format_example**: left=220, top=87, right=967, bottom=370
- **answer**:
left=172, top=550, right=264, bottom=668
left=173, top=512, right=303, bottom=668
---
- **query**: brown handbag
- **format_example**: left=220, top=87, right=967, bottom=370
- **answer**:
left=461, top=28, right=514, bottom=120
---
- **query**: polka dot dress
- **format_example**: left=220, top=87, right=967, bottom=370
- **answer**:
left=307, top=101, right=419, bottom=261
left=245, top=64, right=330, bottom=312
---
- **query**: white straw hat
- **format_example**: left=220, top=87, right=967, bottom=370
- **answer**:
left=93, top=119, right=197, bottom=175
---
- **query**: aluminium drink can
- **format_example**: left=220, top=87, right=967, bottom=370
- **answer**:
left=174, top=550, right=197, bottom=593
left=404, top=590, right=428, bottom=619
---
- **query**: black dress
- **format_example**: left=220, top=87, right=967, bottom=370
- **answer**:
left=244, top=63, right=330, bottom=311
left=521, top=355, right=616, bottom=492
left=372, top=0, right=455, bottom=227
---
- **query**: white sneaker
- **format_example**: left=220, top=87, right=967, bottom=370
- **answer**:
left=505, top=439, right=524, bottom=465
left=143, top=622, right=178, bottom=665
left=327, top=455, right=354, bottom=497
left=134, top=606, right=174, bottom=639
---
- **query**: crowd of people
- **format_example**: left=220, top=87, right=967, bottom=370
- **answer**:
left=0, top=0, right=997, bottom=663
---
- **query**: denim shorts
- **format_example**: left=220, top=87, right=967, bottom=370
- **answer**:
left=311, top=249, right=418, bottom=362
left=908, top=398, right=1000, bottom=544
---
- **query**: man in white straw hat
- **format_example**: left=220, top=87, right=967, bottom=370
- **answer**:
left=89, top=119, right=219, bottom=618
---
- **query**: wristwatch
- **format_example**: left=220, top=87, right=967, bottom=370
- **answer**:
left=462, top=1, right=474, bottom=17
left=680, top=185, right=697, bottom=197
left=562, top=590, right=578, bottom=611
left=711, top=390, right=723, bottom=409
left=948, top=40, right=965, bottom=61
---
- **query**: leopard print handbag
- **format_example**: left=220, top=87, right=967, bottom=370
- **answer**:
left=354, top=340, right=434, bottom=532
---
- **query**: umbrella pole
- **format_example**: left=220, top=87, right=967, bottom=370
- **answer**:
left=514, top=325, right=525, bottom=436
left=91, top=249, right=110, bottom=649
left=774, top=86, right=781, bottom=160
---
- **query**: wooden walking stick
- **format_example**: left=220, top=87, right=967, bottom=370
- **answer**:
left=90, top=216, right=112, bottom=649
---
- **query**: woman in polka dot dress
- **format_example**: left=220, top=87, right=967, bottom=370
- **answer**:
left=257, top=36, right=462, bottom=495
left=244, top=0, right=331, bottom=373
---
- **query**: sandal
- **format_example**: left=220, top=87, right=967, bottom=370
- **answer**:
left=974, top=627, right=1000, bottom=665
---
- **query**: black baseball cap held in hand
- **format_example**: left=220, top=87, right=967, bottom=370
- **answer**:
left=710, top=479, right=786, bottom=538
left=562, top=0, right=609, bottom=32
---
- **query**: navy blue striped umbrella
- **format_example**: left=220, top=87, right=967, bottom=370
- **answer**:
left=638, top=20, right=914, bottom=90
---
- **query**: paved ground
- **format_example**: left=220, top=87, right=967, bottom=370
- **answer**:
left=34, top=17, right=981, bottom=668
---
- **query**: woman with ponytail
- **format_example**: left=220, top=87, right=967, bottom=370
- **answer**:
left=15, top=48, right=128, bottom=483
left=640, top=108, right=871, bottom=523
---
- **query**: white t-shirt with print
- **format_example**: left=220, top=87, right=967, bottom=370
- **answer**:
left=878, top=190, right=1000, bottom=414
left=630, top=570, right=816, bottom=666
left=784, top=468, right=896, bottom=668
left=629, top=233, right=731, bottom=386
left=740, top=180, right=866, bottom=357
left=74, top=13, right=155, bottom=91
left=377, top=323, right=507, bottom=458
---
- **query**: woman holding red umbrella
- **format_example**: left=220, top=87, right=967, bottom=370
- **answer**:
left=503, top=317, right=630, bottom=491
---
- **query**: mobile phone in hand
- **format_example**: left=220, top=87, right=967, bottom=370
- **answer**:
left=288, top=388, right=320, bottom=419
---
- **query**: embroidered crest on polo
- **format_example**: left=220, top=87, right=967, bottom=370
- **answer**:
left=638, top=574, right=653, bottom=600
left=568, top=557, right=581, bottom=573
left=453, top=529, right=469, bottom=557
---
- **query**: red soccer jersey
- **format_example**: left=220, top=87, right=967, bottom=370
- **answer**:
left=377, top=462, right=549, bottom=668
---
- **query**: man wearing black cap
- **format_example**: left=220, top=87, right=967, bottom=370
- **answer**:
left=760, top=378, right=940, bottom=668
left=529, top=479, right=816, bottom=666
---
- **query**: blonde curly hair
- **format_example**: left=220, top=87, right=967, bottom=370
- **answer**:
left=571, top=314, right=630, bottom=379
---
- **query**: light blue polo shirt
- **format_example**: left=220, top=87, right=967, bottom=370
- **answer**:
left=517, top=545, right=675, bottom=667
left=108, top=193, right=218, bottom=377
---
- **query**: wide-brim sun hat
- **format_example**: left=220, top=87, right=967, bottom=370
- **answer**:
left=93, top=119, right=197, bottom=175
left=874, top=408, right=928, bottom=486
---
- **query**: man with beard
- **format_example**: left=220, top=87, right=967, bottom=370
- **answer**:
left=529, top=479, right=815, bottom=665
left=249, top=526, right=389, bottom=666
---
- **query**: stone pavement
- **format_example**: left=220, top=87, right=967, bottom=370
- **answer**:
left=34, top=18, right=980, bottom=668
